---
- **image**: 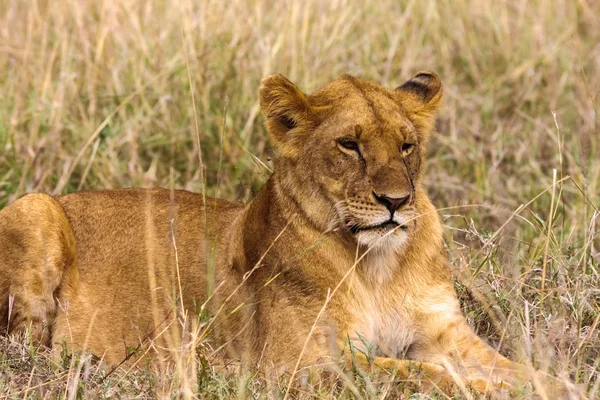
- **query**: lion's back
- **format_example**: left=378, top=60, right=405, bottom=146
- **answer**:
left=57, top=188, right=242, bottom=274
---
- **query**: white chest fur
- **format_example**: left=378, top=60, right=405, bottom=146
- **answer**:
left=343, top=242, right=429, bottom=359
left=347, top=288, right=416, bottom=359
left=346, top=243, right=419, bottom=358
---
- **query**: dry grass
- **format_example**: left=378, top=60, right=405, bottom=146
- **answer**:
left=0, top=0, right=599, bottom=398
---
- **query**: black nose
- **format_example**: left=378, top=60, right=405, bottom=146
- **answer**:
left=373, top=192, right=411, bottom=213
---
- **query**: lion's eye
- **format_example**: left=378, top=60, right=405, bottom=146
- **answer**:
left=338, top=140, right=360, bottom=152
left=401, top=143, right=415, bottom=156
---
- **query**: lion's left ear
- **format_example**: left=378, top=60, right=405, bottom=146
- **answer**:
left=395, top=71, right=443, bottom=138
left=259, top=74, right=314, bottom=148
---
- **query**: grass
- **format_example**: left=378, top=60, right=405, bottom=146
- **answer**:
left=0, top=0, right=599, bottom=398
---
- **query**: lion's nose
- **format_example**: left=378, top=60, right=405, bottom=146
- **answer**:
left=373, top=192, right=411, bottom=213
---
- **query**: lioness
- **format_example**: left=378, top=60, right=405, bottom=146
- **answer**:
left=0, top=72, right=543, bottom=394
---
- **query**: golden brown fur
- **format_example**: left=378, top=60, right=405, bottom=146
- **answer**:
left=0, top=73, right=559, bottom=395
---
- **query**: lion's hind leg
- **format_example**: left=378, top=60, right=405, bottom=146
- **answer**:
left=0, top=194, right=77, bottom=345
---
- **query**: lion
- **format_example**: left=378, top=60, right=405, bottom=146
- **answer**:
left=0, top=72, right=556, bottom=395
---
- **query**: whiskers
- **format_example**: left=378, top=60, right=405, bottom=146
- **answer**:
left=324, top=199, right=412, bottom=237
left=324, top=200, right=350, bottom=234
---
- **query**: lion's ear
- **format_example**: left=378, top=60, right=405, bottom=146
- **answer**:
left=396, top=71, right=443, bottom=138
left=260, top=74, right=314, bottom=146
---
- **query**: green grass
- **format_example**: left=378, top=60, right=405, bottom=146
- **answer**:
left=0, top=0, right=599, bottom=398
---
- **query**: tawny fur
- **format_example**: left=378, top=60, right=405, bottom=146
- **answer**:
left=0, top=73, right=559, bottom=395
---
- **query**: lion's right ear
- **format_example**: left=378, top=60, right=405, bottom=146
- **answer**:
left=260, top=74, right=314, bottom=146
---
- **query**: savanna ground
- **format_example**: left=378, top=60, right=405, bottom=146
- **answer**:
left=0, top=0, right=599, bottom=398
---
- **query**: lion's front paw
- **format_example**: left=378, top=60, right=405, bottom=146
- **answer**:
left=467, top=377, right=513, bottom=395
left=427, top=372, right=513, bottom=397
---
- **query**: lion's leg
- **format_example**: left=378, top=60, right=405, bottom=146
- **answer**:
left=0, top=194, right=77, bottom=345
left=453, top=332, right=568, bottom=396
left=422, top=321, right=526, bottom=379
left=410, top=316, right=569, bottom=396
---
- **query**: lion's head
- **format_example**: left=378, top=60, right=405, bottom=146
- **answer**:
left=259, top=72, right=442, bottom=250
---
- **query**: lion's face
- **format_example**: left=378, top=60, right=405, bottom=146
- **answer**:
left=260, top=72, right=442, bottom=250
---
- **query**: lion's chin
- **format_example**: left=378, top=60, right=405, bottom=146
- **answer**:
left=356, top=228, right=410, bottom=251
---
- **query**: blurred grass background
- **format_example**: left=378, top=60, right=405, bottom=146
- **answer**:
left=0, top=0, right=598, bottom=398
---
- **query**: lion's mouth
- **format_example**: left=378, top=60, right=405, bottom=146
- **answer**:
left=348, top=220, right=408, bottom=235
